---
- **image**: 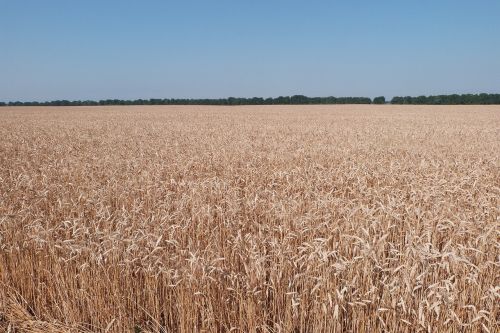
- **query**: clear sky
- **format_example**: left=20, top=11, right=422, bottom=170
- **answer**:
left=1, top=1, right=499, bottom=101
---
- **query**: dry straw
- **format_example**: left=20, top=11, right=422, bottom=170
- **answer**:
left=0, top=105, right=499, bottom=332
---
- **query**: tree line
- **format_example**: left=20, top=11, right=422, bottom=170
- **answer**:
left=1, top=93, right=499, bottom=106
left=0, top=95, right=373, bottom=106
left=390, top=93, right=500, bottom=105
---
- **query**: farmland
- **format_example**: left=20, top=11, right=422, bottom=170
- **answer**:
left=0, top=105, right=499, bottom=332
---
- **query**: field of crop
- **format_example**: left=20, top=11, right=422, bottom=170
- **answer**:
left=0, top=105, right=498, bottom=332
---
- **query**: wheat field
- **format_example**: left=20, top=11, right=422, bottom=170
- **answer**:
left=0, top=105, right=498, bottom=332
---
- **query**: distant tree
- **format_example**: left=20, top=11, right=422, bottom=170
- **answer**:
left=415, top=96, right=427, bottom=104
left=275, top=96, right=291, bottom=104
left=290, top=95, right=308, bottom=104
left=373, top=96, right=385, bottom=104
left=251, top=97, right=264, bottom=105
left=149, top=99, right=162, bottom=105
left=390, top=96, right=402, bottom=104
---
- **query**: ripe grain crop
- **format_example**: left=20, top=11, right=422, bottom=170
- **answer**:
left=0, top=105, right=499, bottom=332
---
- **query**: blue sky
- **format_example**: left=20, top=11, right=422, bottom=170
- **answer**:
left=1, top=1, right=499, bottom=101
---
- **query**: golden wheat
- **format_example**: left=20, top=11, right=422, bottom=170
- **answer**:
left=0, top=105, right=499, bottom=332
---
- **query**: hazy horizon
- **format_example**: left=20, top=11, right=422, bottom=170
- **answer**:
left=2, top=1, right=500, bottom=102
